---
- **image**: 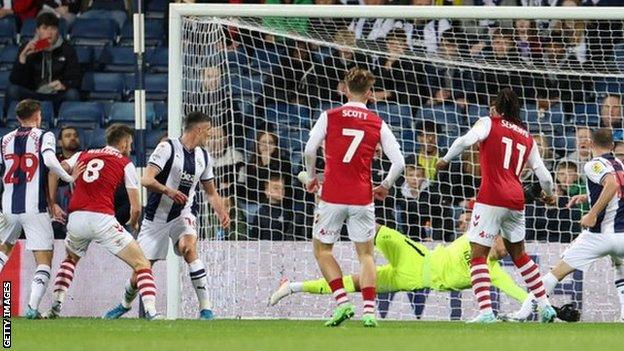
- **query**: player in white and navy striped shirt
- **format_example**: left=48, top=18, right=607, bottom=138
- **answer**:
left=0, top=99, right=80, bottom=319
left=104, top=111, right=230, bottom=320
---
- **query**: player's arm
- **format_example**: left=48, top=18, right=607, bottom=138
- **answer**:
left=375, top=122, right=405, bottom=200
left=525, top=139, right=555, bottom=199
left=142, top=142, right=187, bottom=204
left=581, top=160, right=619, bottom=228
left=124, top=163, right=141, bottom=232
left=47, top=151, right=82, bottom=222
left=201, top=180, right=231, bottom=229
left=303, top=112, right=328, bottom=193
left=436, top=117, right=492, bottom=170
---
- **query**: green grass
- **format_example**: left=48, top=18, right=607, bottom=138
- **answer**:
left=8, top=318, right=622, bottom=351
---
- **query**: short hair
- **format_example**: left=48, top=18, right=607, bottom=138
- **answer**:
left=106, top=124, right=134, bottom=146
left=386, top=28, right=407, bottom=43
left=36, top=12, right=59, bottom=28
left=265, top=174, right=284, bottom=189
left=491, top=27, right=513, bottom=41
left=344, top=67, right=375, bottom=96
left=58, top=126, right=78, bottom=139
left=591, top=128, right=614, bottom=149
left=556, top=160, right=578, bottom=172
left=183, top=111, right=211, bottom=131
left=15, top=99, right=41, bottom=120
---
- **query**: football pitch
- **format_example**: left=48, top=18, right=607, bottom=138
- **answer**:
left=8, top=318, right=622, bottom=351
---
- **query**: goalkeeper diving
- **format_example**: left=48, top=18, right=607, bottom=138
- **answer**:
left=270, top=219, right=579, bottom=322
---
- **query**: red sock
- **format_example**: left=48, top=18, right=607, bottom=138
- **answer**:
left=328, top=278, right=349, bottom=306
left=514, top=254, right=548, bottom=303
left=470, top=257, right=493, bottom=314
left=54, top=258, right=76, bottom=295
left=362, top=286, right=376, bottom=316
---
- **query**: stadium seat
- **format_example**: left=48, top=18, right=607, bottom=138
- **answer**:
left=373, top=102, right=412, bottom=130
left=88, top=127, right=107, bottom=148
left=57, top=101, right=106, bottom=129
left=417, top=104, right=461, bottom=127
left=227, top=47, right=249, bottom=74
left=265, top=103, right=311, bottom=126
left=230, top=74, right=265, bottom=98
left=82, top=72, right=125, bottom=101
left=70, top=18, right=118, bottom=46
left=466, top=104, right=488, bottom=125
left=146, top=128, right=165, bottom=149
left=108, top=102, right=156, bottom=126
left=0, top=70, right=10, bottom=98
left=522, top=103, right=565, bottom=133
left=553, top=134, right=576, bottom=154
left=146, top=0, right=168, bottom=18
left=99, top=46, right=136, bottom=73
left=75, top=46, right=94, bottom=70
left=125, top=73, right=168, bottom=101
left=153, top=101, right=166, bottom=127
left=6, top=100, right=54, bottom=128
left=80, top=10, right=127, bottom=30
left=0, top=16, right=16, bottom=45
left=19, top=18, right=68, bottom=44
left=119, top=19, right=164, bottom=47
left=594, top=77, right=624, bottom=95
left=615, top=43, right=624, bottom=72
left=574, top=103, right=600, bottom=127
left=145, top=46, right=168, bottom=73
left=0, top=44, right=18, bottom=70
left=0, top=96, right=4, bottom=121
left=401, top=130, right=417, bottom=154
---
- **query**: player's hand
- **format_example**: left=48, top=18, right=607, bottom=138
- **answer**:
left=218, top=210, right=231, bottom=230
left=580, top=212, right=597, bottom=228
left=373, top=184, right=389, bottom=201
left=127, top=219, right=139, bottom=234
left=166, top=188, right=188, bottom=204
left=51, top=204, right=67, bottom=224
left=70, top=161, right=86, bottom=182
left=435, top=159, right=449, bottom=171
left=540, top=191, right=556, bottom=206
left=306, top=178, right=319, bottom=194
left=566, top=194, right=589, bottom=209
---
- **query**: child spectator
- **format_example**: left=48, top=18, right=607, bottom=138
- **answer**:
left=250, top=175, right=294, bottom=241
left=416, top=121, right=440, bottom=181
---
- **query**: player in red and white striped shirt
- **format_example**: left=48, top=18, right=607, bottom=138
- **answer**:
left=437, top=88, right=557, bottom=323
left=303, top=68, right=404, bottom=327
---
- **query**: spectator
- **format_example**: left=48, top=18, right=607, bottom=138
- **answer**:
left=309, top=0, right=350, bottom=37
left=555, top=160, right=585, bottom=200
left=38, top=0, right=80, bottom=25
left=264, top=41, right=318, bottom=107
left=439, top=144, right=481, bottom=206
left=394, top=0, right=452, bottom=54
left=12, top=0, right=38, bottom=23
left=543, top=160, right=584, bottom=242
left=551, top=0, right=592, bottom=66
left=238, top=131, right=291, bottom=204
left=373, top=28, right=428, bottom=107
left=600, top=94, right=623, bottom=129
left=534, top=134, right=555, bottom=171
left=615, top=141, right=624, bottom=162
left=415, top=121, right=439, bottom=181
left=51, top=125, right=81, bottom=238
left=8, top=12, right=80, bottom=110
left=315, top=29, right=369, bottom=103
left=0, top=1, right=13, bottom=19
left=348, top=0, right=395, bottom=41
left=250, top=175, right=294, bottom=241
left=372, top=143, right=397, bottom=228
left=563, top=126, right=592, bottom=167
left=514, top=19, right=543, bottom=63
left=207, top=124, right=244, bottom=195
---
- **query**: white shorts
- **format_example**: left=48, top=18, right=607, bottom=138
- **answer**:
left=0, top=212, right=53, bottom=251
left=561, top=230, right=624, bottom=270
left=467, top=203, right=526, bottom=247
left=65, top=211, right=134, bottom=258
left=137, top=214, right=197, bottom=261
left=312, top=201, right=375, bottom=244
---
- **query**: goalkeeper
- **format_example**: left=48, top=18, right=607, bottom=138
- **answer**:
left=271, top=222, right=580, bottom=321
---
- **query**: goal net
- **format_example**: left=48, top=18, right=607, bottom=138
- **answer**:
left=168, top=4, right=624, bottom=321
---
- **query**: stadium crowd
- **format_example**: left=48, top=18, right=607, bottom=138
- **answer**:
left=1, top=0, right=624, bottom=243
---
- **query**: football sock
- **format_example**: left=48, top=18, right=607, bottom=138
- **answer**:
left=136, top=268, right=157, bottom=316
left=121, top=279, right=138, bottom=309
left=613, top=264, right=624, bottom=314
left=28, top=264, right=50, bottom=310
left=470, top=257, right=493, bottom=314
left=542, top=272, right=559, bottom=295
left=328, top=277, right=349, bottom=306
left=189, top=259, right=211, bottom=311
left=362, top=286, right=376, bottom=317
left=514, top=254, right=550, bottom=308
left=53, top=258, right=76, bottom=305
left=301, top=276, right=356, bottom=294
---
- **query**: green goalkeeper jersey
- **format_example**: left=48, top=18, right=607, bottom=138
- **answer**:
left=375, top=226, right=528, bottom=303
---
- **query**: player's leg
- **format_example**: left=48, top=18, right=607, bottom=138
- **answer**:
left=612, top=257, right=624, bottom=321
left=21, top=213, right=55, bottom=319
left=0, top=214, right=21, bottom=273
left=466, top=203, right=499, bottom=323
left=46, top=249, right=81, bottom=319
left=312, top=202, right=353, bottom=326
left=115, top=241, right=160, bottom=319
left=349, top=204, right=377, bottom=327
left=173, top=214, right=213, bottom=320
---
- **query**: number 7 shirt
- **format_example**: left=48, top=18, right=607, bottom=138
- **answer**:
left=304, top=101, right=404, bottom=206
left=65, top=146, right=139, bottom=215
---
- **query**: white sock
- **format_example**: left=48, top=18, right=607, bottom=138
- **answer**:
left=121, top=279, right=138, bottom=309
left=613, top=264, right=624, bottom=315
left=289, top=282, right=303, bottom=293
left=542, top=272, right=559, bottom=295
left=189, top=259, right=211, bottom=311
left=0, top=251, right=8, bottom=273
left=28, top=265, right=51, bottom=310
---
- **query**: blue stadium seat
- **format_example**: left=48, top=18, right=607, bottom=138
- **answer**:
left=553, top=134, right=576, bottom=154
left=75, top=46, right=94, bottom=69
left=230, top=74, right=265, bottom=98
left=79, top=10, right=127, bottom=30
left=70, top=18, right=118, bottom=46
left=145, top=46, right=168, bottom=73
left=153, top=101, right=166, bottom=127
left=594, top=78, right=624, bottom=96
left=99, top=46, right=136, bottom=73
left=0, top=16, right=16, bottom=45
left=146, top=129, right=165, bottom=149
left=373, top=102, right=412, bottom=130
left=417, top=104, right=461, bottom=127
left=265, top=103, right=311, bottom=127
left=89, top=128, right=107, bottom=148
left=19, top=18, right=68, bottom=44
left=82, top=72, right=125, bottom=101
left=108, top=102, right=156, bottom=126
left=227, top=47, right=249, bottom=74
left=6, top=100, right=54, bottom=128
left=401, top=130, right=417, bottom=154
left=119, top=19, right=164, bottom=47
left=0, top=44, right=18, bottom=70
left=0, top=70, right=10, bottom=98
left=146, top=0, right=168, bottom=18
left=574, top=103, right=600, bottom=127
left=466, top=104, right=488, bottom=125
left=251, top=47, right=283, bottom=73
left=125, top=73, right=168, bottom=101
left=57, top=101, right=106, bottom=129
left=0, top=96, right=4, bottom=121
left=615, top=43, right=624, bottom=72
left=522, top=103, right=565, bottom=133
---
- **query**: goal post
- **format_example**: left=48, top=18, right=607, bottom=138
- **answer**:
left=167, top=4, right=624, bottom=321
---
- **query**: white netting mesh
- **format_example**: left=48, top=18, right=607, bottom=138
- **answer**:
left=174, top=12, right=624, bottom=321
